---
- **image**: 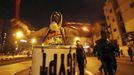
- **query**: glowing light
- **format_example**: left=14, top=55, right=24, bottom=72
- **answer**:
left=20, top=39, right=27, bottom=43
left=75, top=37, right=80, bottom=41
left=42, top=43, right=44, bottom=46
left=14, top=41, right=18, bottom=44
left=73, top=37, right=80, bottom=45
left=71, top=26, right=77, bottom=29
left=16, top=31, right=23, bottom=38
left=82, top=27, right=88, bottom=31
left=31, top=38, right=37, bottom=44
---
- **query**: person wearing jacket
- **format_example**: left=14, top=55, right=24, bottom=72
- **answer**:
left=76, top=40, right=85, bottom=75
left=95, top=31, right=117, bottom=75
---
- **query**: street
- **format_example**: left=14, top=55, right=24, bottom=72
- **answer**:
left=0, top=56, right=133, bottom=75
left=116, top=63, right=134, bottom=75
left=0, top=60, right=31, bottom=75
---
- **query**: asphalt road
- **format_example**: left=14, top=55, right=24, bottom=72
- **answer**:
left=116, top=62, right=134, bottom=75
left=86, top=57, right=134, bottom=75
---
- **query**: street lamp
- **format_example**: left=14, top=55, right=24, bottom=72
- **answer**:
left=82, top=27, right=89, bottom=32
left=31, top=38, right=37, bottom=44
left=14, top=30, right=24, bottom=53
left=14, top=41, right=18, bottom=51
left=15, top=31, right=24, bottom=39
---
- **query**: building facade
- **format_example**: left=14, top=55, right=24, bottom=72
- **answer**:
left=117, top=0, right=134, bottom=32
left=104, top=0, right=134, bottom=47
left=117, top=0, right=134, bottom=46
left=103, top=0, right=125, bottom=46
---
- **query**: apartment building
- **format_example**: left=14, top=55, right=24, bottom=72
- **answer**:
left=104, top=0, right=134, bottom=47
left=103, top=0, right=125, bottom=46
left=117, top=0, right=134, bottom=32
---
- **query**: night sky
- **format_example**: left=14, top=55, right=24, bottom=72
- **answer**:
left=0, top=0, right=106, bottom=29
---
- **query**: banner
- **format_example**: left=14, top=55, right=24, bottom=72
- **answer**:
left=32, top=46, right=76, bottom=75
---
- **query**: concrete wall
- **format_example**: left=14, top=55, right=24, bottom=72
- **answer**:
left=103, top=0, right=123, bottom=46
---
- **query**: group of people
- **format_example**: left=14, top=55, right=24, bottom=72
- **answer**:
left=76, top=31, right=118, bottom=75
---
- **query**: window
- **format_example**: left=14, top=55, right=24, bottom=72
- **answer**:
left=113, top=28, right=117, bottom=32
left=107, top=16, right=109, bottom=20
left=109, top=9, right=112, bottom=13
left=112, top=18, right=115, bottom=22
left=130, top=2, right=134, bottom=8
left=107, top=24, right=111, bottom=28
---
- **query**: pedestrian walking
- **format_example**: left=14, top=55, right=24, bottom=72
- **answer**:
left=76, top=40, right=85, bottom=75
left=128, top=46, right=133, bottom=62
left=94, top=31, right=117, bottom=75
